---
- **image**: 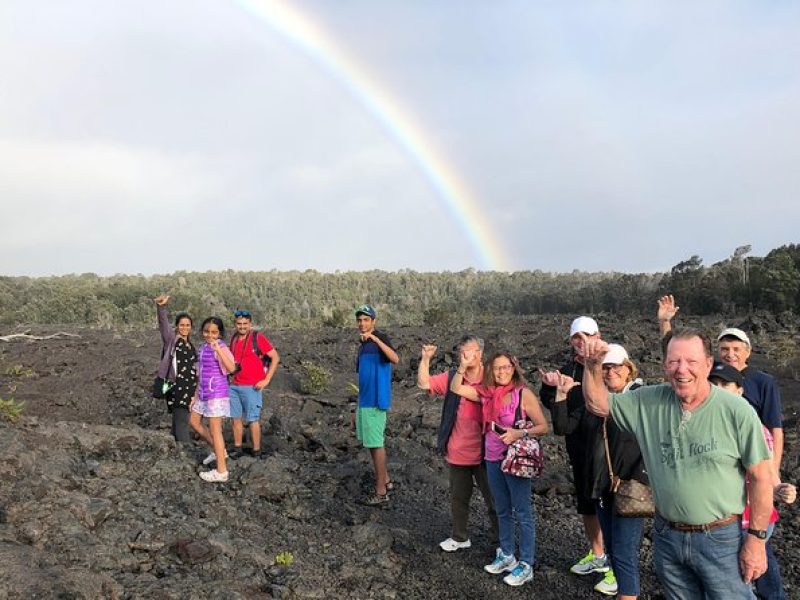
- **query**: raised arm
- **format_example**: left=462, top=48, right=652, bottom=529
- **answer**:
left=449, top=348, right=480, bottom=402
left=154, top=295, right=174, bottom=345
left=417, top=344, right=437, bottom=390
left=578, top=335, right=611, bottom=417
left=371, top=333, right=399, bottom=364
left=657, top=294, right=679, bottom=337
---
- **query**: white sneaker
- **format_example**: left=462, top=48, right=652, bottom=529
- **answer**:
left=439, top=538, right=472, bottom=552
left=484, top=548, right=518, bottom=574
left=201, top=450, right=227, bottom=466
left=200, top=469, right=229, bottom=482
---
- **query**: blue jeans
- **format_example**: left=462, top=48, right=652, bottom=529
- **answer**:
left=739, top=525, right=784, bottom=600
left=596, top=497, right=645, bottom=596
left=486, top=460, right=535, bottom=566
left=653, top=515, right=755, bottom=599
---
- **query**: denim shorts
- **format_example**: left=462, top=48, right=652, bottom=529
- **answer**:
left=229, top=385, right=263, bottom=422
left=192, top=396, right=230, bottom=418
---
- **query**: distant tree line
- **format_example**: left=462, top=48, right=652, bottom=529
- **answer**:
left=1, top=244, right=798, bottom=329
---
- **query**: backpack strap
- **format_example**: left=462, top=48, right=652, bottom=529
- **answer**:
left=251, top=331, right=263, bottom=358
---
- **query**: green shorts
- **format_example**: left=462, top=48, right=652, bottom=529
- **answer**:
left=356, top=407, right=387, bottom=448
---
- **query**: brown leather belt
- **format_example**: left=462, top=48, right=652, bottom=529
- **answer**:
left=662, top=514, right=739, bottom=532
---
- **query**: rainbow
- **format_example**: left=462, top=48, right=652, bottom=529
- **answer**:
left=234, top=0, right=511, bottom=271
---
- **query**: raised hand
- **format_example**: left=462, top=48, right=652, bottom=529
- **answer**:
left=154, top=294, right=170, bottom=306
left=576, top=333, right=609, bottom=367
left=538, top=369, right=561, bottom=387
left=657, top=294, right=679, bottom=323
left=421, top=344, right=438, bottom=360
left=557, top=374, right=581, bottom=395
left=460, top=348, right=476, bottom=369
left=776, top=482, right=797, bottom=505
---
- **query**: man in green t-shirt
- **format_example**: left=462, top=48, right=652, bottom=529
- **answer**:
left=579, top=327, right=773, bottom=599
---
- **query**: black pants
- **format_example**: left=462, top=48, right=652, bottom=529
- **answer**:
left=448, top=462, right=499, bottom=545
left=171, top=406, right=191, bottom=443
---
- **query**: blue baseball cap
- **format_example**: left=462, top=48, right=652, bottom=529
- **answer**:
left=355, top=304, right=376, bottom=319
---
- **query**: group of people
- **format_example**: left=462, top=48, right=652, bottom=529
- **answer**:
left=154, top=295, right=280, bottom=482
left=154, top=295, right=796, bottom=598
left=414, top=297, right=796, bottom=599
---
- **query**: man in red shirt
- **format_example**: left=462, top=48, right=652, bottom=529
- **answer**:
left=417, top=334, right=498, bottom=552
left=228, top=310, right=280, bottom=459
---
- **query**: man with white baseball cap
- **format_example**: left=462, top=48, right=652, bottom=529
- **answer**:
left=540, top=316, right=610, bottom=582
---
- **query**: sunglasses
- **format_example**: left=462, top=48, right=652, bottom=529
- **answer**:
left=234, top=310, right=251, bottom=318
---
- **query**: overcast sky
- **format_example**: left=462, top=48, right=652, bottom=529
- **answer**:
left=2, top=1, right=799, bottom=276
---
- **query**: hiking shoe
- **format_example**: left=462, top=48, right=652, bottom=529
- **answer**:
left=439, top=538, right=471, bottom=552
left=594, top=570, right=618, bottom=596
left=199, top=469, right=229, bottom=482
left=503, top=561, right=533, bottom=586
left=201, top=450, right=227, bottom=466
left=228, top=447, right=244, bottom=460
left=248, top=448, right=265, bottom=459
left=570, top=550, right=609, bottom=575
left=362, top=493, right=389, bottom=507
left=484, top=548, right=518, bottom=574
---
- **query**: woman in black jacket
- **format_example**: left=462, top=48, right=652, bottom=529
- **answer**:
left=154, top=294, right=197, bottom=443
left=553, top=344, right=646, bottom=599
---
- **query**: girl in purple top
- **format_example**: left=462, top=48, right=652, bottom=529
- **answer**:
left=451, top=350, right=549, bottom=588
left=190, top=316, right=235, bottom=483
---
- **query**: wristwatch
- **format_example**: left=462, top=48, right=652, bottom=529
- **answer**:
left=747, top=528, right=768, bottom=540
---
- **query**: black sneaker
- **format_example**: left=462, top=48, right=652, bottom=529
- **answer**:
left=248, top=448, right=266, bottom=459
left=228, top=447, right=245, bottom=461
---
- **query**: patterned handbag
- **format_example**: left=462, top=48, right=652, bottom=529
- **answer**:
left=603, top=419, right=655, bottom=517
left=500, top=395, right=544, bottom=479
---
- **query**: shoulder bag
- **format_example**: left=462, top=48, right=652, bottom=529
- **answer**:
left=603, top=419, right=654, bottom=517
left=500, top=391, right=544, bottom=479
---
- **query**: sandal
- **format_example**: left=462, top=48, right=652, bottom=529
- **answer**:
left=363, top=493, right=389, bottom=507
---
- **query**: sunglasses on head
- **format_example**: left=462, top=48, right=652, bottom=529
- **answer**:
left=234, top=310, right=251, bottom=318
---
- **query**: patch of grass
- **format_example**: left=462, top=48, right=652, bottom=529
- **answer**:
left=0, top=397, right=25, bottom=423
left=299, top=361, right=332, bottom=395
left=4, top=364, right=34, bottom=378
left=274, top=551, right=294, bottom=566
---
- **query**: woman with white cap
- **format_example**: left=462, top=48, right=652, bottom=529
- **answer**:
left=550, top=343, right=646, bottom=598
left=593, top=344, right=646, bottom=599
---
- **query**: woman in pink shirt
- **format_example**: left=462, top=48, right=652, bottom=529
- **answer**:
left=451, top=350, right=549, bottom=587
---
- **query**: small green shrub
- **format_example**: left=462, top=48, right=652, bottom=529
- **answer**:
left=4, top=364, right=34, bottom=378
left=0, top=397, right=25, bottom=423
left=299, top=361, right=332, bottom=395
left=274, top=551, right=294, bottom=566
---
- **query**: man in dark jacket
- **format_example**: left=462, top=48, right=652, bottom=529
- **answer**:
left=540, top=316, right=608, bottom=577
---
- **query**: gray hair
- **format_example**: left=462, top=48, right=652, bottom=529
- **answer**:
left=457, top=334, right=484, bottom=353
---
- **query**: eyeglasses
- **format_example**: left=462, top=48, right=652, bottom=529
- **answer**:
left=234, top=310, right=251, bottom=318
left=493, top=365, right=514, bottom=372
left=602, top=364, right=626, bottom=373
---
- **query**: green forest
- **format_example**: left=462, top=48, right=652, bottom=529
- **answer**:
left=2, top=244, right=799, bottom=329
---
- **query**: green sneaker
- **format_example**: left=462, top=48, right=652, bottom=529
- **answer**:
left=569, top=550, right=610, bottom=575
left=594, top=570, right=618, bottom=596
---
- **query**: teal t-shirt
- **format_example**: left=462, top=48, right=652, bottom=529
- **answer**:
left=610, top=383, right=770, bottom=524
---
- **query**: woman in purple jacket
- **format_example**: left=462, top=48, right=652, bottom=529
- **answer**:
left=154, top=295, right=197, bottom=443
left=191, top=316, right=236, bottom=482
